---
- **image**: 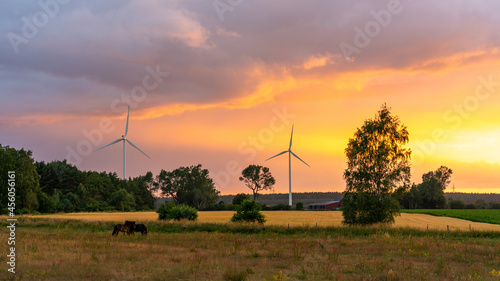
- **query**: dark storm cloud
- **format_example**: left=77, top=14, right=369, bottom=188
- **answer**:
left=1, top=0, right=500, bottom=120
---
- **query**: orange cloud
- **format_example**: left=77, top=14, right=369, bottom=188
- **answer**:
left=302, top=53, right=339, bottom=70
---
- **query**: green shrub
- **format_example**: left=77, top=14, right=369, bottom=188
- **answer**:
left=223, top=268, right=248, bottom=281
left=296, top=202, right=304, bottom=210
left=449, top=199, right=466, bottom=209
left=18, top=208, right=32, bottom=215
left=157, top=202, right=198, bottom=221
left=272, top=204, right=291, bottom=211
left=232, top=193, right=250, bottom=205
left=488, top=202, right=500, bottom=209
left=231, top=200, right=266, bottom=224
left=341, top=191, right=401, bottom=225
left=109, top=189, right=136, bottom=212
left=475, top=199, right=487, bottom=209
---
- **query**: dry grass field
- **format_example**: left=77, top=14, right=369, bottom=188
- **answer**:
left=26, top=210, right=500, bottom=232
left=1, top=215, right=500, bottom=280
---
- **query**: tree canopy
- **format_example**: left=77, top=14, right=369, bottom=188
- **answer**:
left=342, top=104, right=411, bottom=225
left=157, top=164, right=220, bottom=209
left=0, top=144, right=40, bottom=213
left=239, top=165, right=276, bottom=200
left=232, top=193, right=250, bottom=205
left=399, top=166, right=453, bottom=209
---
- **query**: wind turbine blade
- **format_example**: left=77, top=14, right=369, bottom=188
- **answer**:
left=289, top=125, right=294, bottom=149
left=124, top=106, right=130, bottom=137
left=96, top=138, right=122, bottom=150
left=126, top=139, right=151, bottom=159
left=291, top=151, right=310, bottom=167
left=265, top=151, right=288, bottom=161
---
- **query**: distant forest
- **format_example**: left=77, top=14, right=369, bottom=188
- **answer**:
left=155, top=192, right=344, bottom=209
left=0, top=144, right=155, bottom=214
left=220, top=192, right=345, bottom=206
left=157, top=192, right=500, bottom=209
left=443, top=193, right=500, bottom=205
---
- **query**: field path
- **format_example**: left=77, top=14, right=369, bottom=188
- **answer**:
left=23, top=211, right=500, bottom=232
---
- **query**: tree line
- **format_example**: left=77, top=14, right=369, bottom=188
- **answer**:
left=0, top=144, right=227, bottom=214
left=0, top=144, right=156, bottom=214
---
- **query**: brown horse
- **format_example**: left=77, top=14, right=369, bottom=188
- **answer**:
left=132, top=224, right=147, bottom=235
left=112, top=221, right=136, bottom=236
left=112, top=224, right=133, bottom=235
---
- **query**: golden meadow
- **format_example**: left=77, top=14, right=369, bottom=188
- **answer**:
left=1, top=211, right=500, bottom=280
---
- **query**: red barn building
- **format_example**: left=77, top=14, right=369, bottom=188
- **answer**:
left=308, top=199, right=342, bottom=210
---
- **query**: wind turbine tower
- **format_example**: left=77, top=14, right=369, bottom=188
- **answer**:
left=266, top=125, right=310, bottom=206
left=96, top=106, right=151, bottom=180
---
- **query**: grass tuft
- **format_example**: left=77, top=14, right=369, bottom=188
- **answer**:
left=223, top=268, right=248, bottom=281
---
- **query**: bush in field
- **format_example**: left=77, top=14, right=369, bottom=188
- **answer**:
left=231, top=200, right=266, bottom=224
left=157, top=202, right=198, bottom=221
left=223, top=268, right=248, bottom=281
left=296, top=202, right=304, bottom=210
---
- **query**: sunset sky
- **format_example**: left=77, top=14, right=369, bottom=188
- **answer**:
left=2, top=0, right=500, bottom=195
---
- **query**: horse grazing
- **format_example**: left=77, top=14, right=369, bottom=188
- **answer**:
left=112, top=221, right=136, bottom=236
left=132, top=224, right=147, bottom=236
left=112, top=224, right=133, bottom=235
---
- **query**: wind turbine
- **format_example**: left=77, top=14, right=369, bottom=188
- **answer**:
left=96, top=106, right=150, bottom=180
left=266, top=125, right=310, bottom=206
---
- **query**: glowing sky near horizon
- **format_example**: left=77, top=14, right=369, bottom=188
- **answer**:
left=1, top=0, right=500, bottom=195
